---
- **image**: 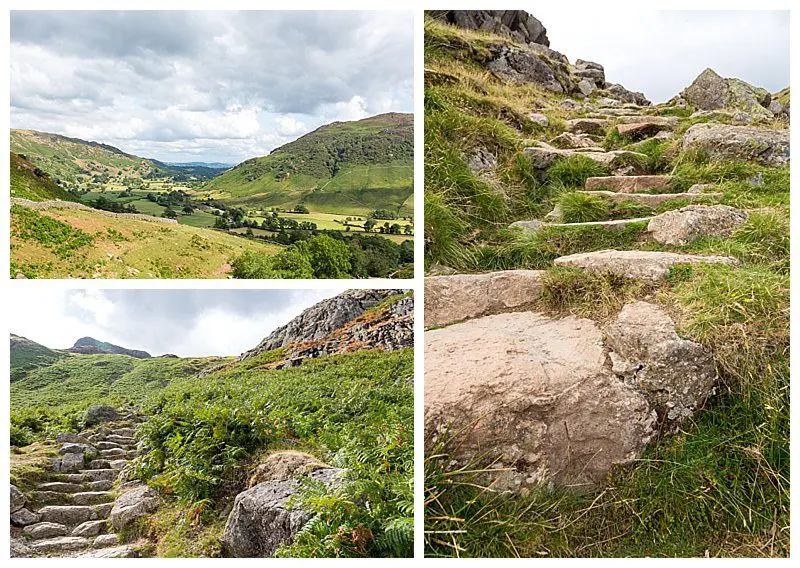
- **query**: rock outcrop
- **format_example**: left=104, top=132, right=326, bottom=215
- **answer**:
left=425, top=302, right=716, bottom=490
left=108, top=484, right=158, bottom=531
left=427, top=10, right=549, bottom=46
left=68, top=337, right=151, bottom=359
left=248, top=451, right=329, bottom=488
left=221, top=468, right=345, bottom=557
left=648, top=205, right=748, bottom=245
left=681, top=68, right=773, bottom=119
left=681, top=123, right=789, bottom=166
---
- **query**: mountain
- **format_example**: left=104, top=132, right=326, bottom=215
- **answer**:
left=240, top=289, right=412, bottom=363
left=200, top=113, right=414, bottom=215
left=166, top=161, right=234, bottom=169
left=152, top=160, right=230, bottom=180
left=67, top=337, right=151, bottom=358
left=10, top=333, right=68, bottom=382
left=10, top=129, right=173, bottom=188
left=10, top=152, right=80, bottom=202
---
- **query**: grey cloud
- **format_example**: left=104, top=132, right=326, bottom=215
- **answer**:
left=10, top=10, right=413, bottom=162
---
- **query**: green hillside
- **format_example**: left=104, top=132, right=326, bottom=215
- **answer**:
left=10, top=152, right=79, bottom=202
left=10, top=129, right=173, bottom=189
left=201, top=113, right=414, bottom=215
left=10, top=334, right=68, bottom=382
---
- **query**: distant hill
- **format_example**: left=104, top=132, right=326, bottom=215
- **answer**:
left=10, top=333, right=68, bottom=382
left=10, top=152, right=80, bottom=202
left=68, top=337, right=152, bottom=358
left=10, top=129, right=173, bottom=187
left=152, top=160, right=231, bottom=180
left=200, top=113, right=414, bottom=215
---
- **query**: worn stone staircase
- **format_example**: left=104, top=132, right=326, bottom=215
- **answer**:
left=13, top=417, right=145, bottom=558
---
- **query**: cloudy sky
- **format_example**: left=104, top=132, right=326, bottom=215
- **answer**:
left=10, top=10, right=413, bottom=163
left=533, top=9, right=789, bottom=103
left=8, top=289, right=348, bottom=357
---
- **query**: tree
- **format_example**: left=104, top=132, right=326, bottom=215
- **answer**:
left=403, top=224, right=413, bottom=235
left=363, top=219, right=376, bottom=233
left=294, top=203, right=309, bottom=214
left=299, top=235, right=352, bottom=278
left=162, top=207, right=178, bottom=219
left=183, top=205, right=194, bottom=214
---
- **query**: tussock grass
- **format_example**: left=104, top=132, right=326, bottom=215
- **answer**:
left=557, top=192, right=609, bottom=223
left=547, top=155, right=609, bottom=188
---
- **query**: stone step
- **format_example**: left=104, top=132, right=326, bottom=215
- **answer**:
left=89, top=459, right=112, bottom=469
left=105, top=435, right=135, bottom=445
left=511, top=217, right=652, bottom=231
left=23, top=521, right=68, bottom=539
left=37, top=503, right=113, bottom=525
left=88, top=480, right=114, bottom=491
left=523, top=143, right=648, bottom=171
left=38, top=482, right=84, bottom=493
left=553, top=249, right=739, bottom=281
left=77, top=544, right=137, bottom=558
left=93, top=534, right=120, bottom=548
left=28, top=536, right=90, bottom=554
left=96, top=441, right=123, bottom=451
left=52, top=473, right=89, bottom=483
left=71, top=491, right=115, bottom=505
left=33, top=491, right=72, bottom=505
left=80, top=469, right=119, bottom=482
left=577, top=190, right=724, bottom=206
left=111, top=428, right=136, bottom=437
left=99, top=448, right=127, bottom=459
left=72, top=520, right=107, bottom=537
left=585, top=175, right=673, bottom=193
left=110, top=459, right=129, bottom=471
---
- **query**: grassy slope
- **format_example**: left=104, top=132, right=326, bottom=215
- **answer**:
left=423, top=18, right=789, bottom=558
left=10, top=334, right=68, bottom=382
left=10, top=204, right=281, bottom=279
left=201, top=114, right=414, bottom=215
left=10, top=129, right=172, bottom=185
left=10, top=152, right=79, bottom=202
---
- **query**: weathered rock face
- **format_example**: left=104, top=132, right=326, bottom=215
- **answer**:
left=11, top=484, right=25, bottom=513
left=85, top=405, right=119, bottom=426
left=574, top=59, right=605, bottom=87
left=604, top=83, right=651, bottom=106
left=427, top=10, right=549, bottom=46
left=425, top=311, right=656, bottom=490
left=222, top=468, right=345, bottom=557
left=11, top=537, right=33, bottom=557
left=425, top=303, right=717, bottom=490
left=648, top=205, right=748, bottom=245
left=605, top=302, right=716, bottom=421
left=248, top=451, right=329, bottom=488
left=109, top=484, right=158, bottom=530
left=241, top=289, right=405, bottom=358
left=681, top=123, right=789, bottom=166
left=487, top=44, right=571, bottom=93
left=681, top=68, right=772, bottom=118
left=424, top=270, right=544, bottom=328
left=553, top=249, right=739, bottom=281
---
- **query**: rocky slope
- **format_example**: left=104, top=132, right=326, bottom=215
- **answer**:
left=241, top=289, right=408, bottom=359
left=67, top=338, right=151, bottom=359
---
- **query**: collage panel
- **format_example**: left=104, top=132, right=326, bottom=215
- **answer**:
left=423, top=9, right=789, bottom=558
left=10, top=10, right=414, bottom=280
left=10, top=288, right=414, bottom=558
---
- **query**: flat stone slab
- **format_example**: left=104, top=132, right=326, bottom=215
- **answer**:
left=647, top=205, right=748, bottom=245
left=578, top=190, right=723, bottom=206
left=511, top=217, right=652, bottom=231
left=77, top=544, right=137, bottom=558
left=554, top=249, right=738, bottom=280
left=585, top=175, right=673, bottom=193
left=424, top=270, right=545, bottom=328
left=523, top=143, right=648, bottom=170
left=28, top=536, right=90, bottom=554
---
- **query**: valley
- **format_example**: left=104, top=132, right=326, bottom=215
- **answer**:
left=10, top=113, right=415, bottom=279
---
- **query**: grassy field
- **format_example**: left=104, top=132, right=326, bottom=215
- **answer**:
left=10, top=204, right=281, bottom=279
left=83, top=189, right=219, bottom=228
left=423, top=17, right=789, bottom=558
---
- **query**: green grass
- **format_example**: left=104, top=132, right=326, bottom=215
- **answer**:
left=130, top=349, right=414, bottom=558
left=547, top=155, right=609, bottom=187
left=10, top=152, right=79, bottom=202
left=10, top=334, right=68, bottom=382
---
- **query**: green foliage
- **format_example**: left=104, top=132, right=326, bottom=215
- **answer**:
left=11, top=205, right=94, bottom=258
left=297, top=235, right=352, bottom=278
left=9, top=152, right=78, bottom=202
left=626, top=138, right=671, bottom=172
left=131, top=350, right=414, bottom=557
left=10, top=335, right=67, bottom=382
left=557, top=192, right=609, bottom=223
left=547, top=155, right=609, bottom=188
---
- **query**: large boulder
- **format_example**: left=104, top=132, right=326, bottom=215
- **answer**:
left=425, top=303, right=717, bottom=490
left=53, top=451, right=86, bottom=473
left=681, top=68, right=772, bottom=118
left=425, top=311, right=656, bottom=490
left=681, top=123, right=789, bottom=166
left=11, top=484, right=25, bottom=513
left=11, top=507, right=40, bottom=526
left=109, top=484, right=158, bottom=530
left=424, top=270, right=544, bottom=328
left=248, top=451, right=329, bottom=488
left=85, top=405, right=119, bottom=426
left=648, top=205, right=748, bottom=245
left=604, top=83, right=651, bottom=106
left=222, top=468, right=345, bottom=557
left=427, top=10, right=550, bottom=46
left=573, top=59, right=605, bottom=87
left=487, top=44, right=571, bottom=93
left=604, top=302, right=716, bottom=420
